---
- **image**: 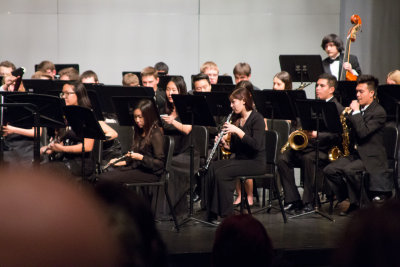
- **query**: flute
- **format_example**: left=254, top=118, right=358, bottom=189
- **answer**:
left=102, top=151, right=133, bottom=171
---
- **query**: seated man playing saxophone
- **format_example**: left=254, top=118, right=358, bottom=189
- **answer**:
left=324, top=75, right=391, bottom=216
left=277, top=73, right=344, bottom=213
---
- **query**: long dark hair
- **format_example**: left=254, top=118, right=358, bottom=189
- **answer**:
left=164, top=76, right=187, bottom=115
left=132, top=99, right=161, bottom=151
left=229, top=87, right=254, bottom=125
left=65, top=81, right=92, bottom=108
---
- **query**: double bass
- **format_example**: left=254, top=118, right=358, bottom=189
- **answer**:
left=339, top=14, right=362, bottom=81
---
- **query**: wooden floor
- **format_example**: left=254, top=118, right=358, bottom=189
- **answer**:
left=157, top=202, right=351, bottom=266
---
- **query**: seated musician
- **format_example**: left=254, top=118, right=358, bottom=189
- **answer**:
left=97, top=99, right=165, bottom=184
left=273, top=71, right=293, bottom=91
left=205, top=87, right=266, bottom=224
left=277, top=73, right=344, bottom=213
left=141, top=66, right=166, bottom=112
left=233, top=62, right=260, bottom=90
left=386, top=70, right=400, bottom=85
left=324, top=75, right=391, bottom=216
left=161, top=77, right=201, bottom=207
left=200, top=61, right=219, bottom=85
left=36, top=60, right=57, bottom=79
left=321, top=33, right=361, bottom=80
left=1, top=66, right=40, bottom=167
left=41, top=81, right=117, bottom=177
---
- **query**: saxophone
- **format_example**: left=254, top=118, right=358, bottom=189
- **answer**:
left=328, top=107, right=352, bottom=161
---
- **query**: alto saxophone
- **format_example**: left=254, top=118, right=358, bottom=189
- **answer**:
left=328, top=107, right=352, bottom=161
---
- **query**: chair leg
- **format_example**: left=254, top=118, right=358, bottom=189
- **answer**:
left=240, top=179, right=245, bottom=214
left=164, top=183, right=180, bottom=231
left=273, top=173, right=287, bottom=223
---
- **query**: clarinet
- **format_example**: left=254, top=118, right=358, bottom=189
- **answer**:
left=101, top=151, right=133, bottom=172
left=201, top=112, right=233, bottom=173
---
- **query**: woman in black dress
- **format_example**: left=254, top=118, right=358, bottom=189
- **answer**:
left=97, top=99, right=165, bottom=184
left=206, top=87, right=266, bottom=222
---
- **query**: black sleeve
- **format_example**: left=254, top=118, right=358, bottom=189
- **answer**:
left=348, top=105, right=386, bottom=140
left=236, top=112, right=265, bottom=152
left=141, top=129, right=165, bottom=173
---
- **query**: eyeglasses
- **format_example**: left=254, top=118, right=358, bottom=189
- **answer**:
left=60, top=92, right=76, bottom=98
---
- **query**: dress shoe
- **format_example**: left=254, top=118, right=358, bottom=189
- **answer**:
left=285, top=201, right=303, bottom=213
left=303, top=202, right=314, bottom=212
left=339, top=204, right=359, bottom=216
left=192, top=192, right=200, bottom=203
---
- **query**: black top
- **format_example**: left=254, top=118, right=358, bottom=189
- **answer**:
left=230, top=111, right=266, bottom=162
left=125, top=126, right=165, bottom=176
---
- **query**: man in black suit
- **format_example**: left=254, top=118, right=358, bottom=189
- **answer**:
left=324, top=75, right=390, bottom=216
left=277, top=74, right=344, bottom=212
left=321, top=33, right=361, bottom=80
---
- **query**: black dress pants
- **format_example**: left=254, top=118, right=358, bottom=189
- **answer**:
left=323, top=155, right=365, bottom=205
left=205, top=159, right=266, bottom=217
left=277, top=149, right=328, bottom=204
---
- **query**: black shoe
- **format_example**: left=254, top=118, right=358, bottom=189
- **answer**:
left=303, top=202, right=314, bottom=212
left=339, top=204, right=359, bottom=216
left=285, top=201, right=303, bottom=213
left=192, top=192, right=200, bottom=203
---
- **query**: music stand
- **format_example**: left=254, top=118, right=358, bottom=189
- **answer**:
left=217, top=75, right=233, bottom=84
left=1, top=93, right=66, bottom=166
left=172, top=94, right=217, bottom=227
left=289, top=99, right=342, bottom=221
left=211, top=84, right=236, bottom=93
left=111, top=96, right=162, bottom=127
left=63, top=105, right=106, bottom=181
left=279, top=55, right=324, bottom=90
left=23, top=79, right=54, bottom=94
left=253, top=90, right=304, bottom=123
left=92, top=85, right=154, bottom=114
left=193, top=91, right=231, bottom=118
left=336, top=81, right=357, bottom=107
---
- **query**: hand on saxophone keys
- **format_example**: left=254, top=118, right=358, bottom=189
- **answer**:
left=349, top=100, right=360, bottom=112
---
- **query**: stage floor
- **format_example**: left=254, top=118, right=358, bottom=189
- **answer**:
left=158, top=203, right=350, bottom=266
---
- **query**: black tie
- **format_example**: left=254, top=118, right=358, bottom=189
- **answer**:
left=327, top=57, right=340, bottom=64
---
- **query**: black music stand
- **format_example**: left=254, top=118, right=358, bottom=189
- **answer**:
left=217, top=75, right=233, bottom=84
left=193, top=91, right=231, bottom=118
left=336, top=81, right=357, bottom=107
left=279, top=55, right=324, bottom=90
left=253, top=90, right=304, bottom=123
left=289, top=99, right=342, bottom=221
left=63, top=105, right=106, bottom=181
left=173, top=94, right=217, bottom=227
left=0, top=93, right=66, bottom=166
left=211, top=84, right=236, bottom=93
left=111, top=96, right=162, bottom=127
left=91, top=84, right=154, bottom=114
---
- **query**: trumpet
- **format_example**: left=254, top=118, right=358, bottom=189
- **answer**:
left=280, top=129, right=309, bottom=153
left=102, top=151, right=133, bottom=171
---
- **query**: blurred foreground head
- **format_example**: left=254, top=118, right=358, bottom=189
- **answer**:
left=334, top=200, right=400, bottom=266
left=0, top=168, right=120, bottom=267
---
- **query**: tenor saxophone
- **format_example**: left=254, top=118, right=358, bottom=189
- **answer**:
left=328, top=107, right=352, bottom=161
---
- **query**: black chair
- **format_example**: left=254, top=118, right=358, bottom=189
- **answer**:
left=236, top=130, right=287, bottom=223
left=124, top=135, right=180, bottom=231
left=265, top=119, right=290, bottom=206
left=359, top=124, right=399, bottom=208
